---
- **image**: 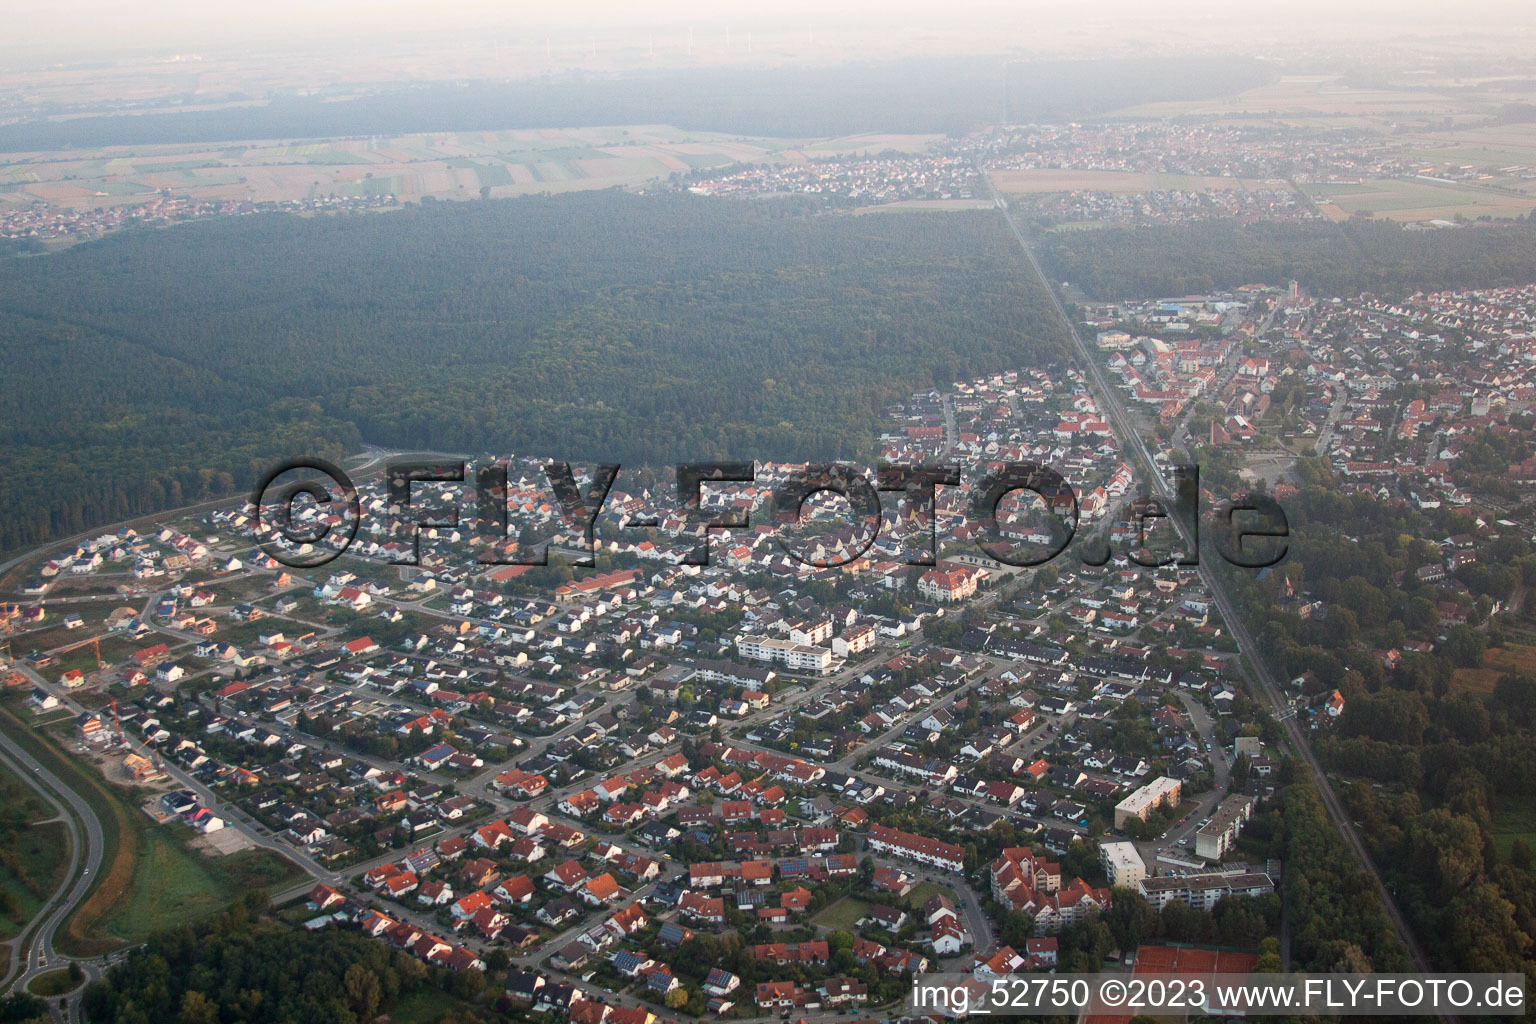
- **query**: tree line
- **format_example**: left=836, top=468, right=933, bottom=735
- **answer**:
left=0, top=191, right=1073, bottom=554
left=1212, top=454, right=1536, bottom=978
left=1040, top=216, right=1536, bottom=300
left=81, top=897, right=449, bottom=1024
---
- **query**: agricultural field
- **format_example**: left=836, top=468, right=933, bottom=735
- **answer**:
left=1304, top=177, right=1536, bottom=222
left=1395, top=124, right=1536, bottom=193
left=0, top=125, right=789, bottom=210
left=853, top=198, right=996, bottom=214
left=1110, top=73, right=1478, bottom=120
left=1452, top=642, right=1536, bottom=695
left=794, top=132, right=946, bottom=156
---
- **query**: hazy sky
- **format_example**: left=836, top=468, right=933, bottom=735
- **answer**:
left=6, top=0, right=1536, bottom=65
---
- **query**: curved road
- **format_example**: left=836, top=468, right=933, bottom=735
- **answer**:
left=0, top=742, right=79, bottom=992
left=0, top=723, right=105, bottom=1017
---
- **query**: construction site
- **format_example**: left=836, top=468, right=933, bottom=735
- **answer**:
left=72, top=693, right=168, bottom=787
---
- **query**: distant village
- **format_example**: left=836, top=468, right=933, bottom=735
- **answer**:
left=0, top=192, right=397, bottom=244
left=7, top=116, right=1528, bottom=248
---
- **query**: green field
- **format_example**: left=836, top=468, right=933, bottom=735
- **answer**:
left=12, top=123, right=769, bottom=203
left=470, top=163, right=513, bottom=188
left=0, top=756, right=71, bottom=941
left=1154, top=172, right=1203, bottom=189
left=213, top=618, right=285, bottom=648
left=23, top=708, right=74, bottom=728
left=93, top=824, right=305, bottom=945
left=27, top=966, right=83, bottom=997
left=905, top=881, right=959, bottom=909
left=1305, top=176, right=1536, bottom=219
left=1400, top=143, right=1536, bottom=171
left=1305, top=178, right=1469, bottom=211
left=0, top=820, right=69, bottom=941
left=1490, top=804, right=1536, bottom=860
left=811, top=895, right=872, bottom=932
left=390, top=988, right=464, bottom=1024
left=200, top=575, right=283, bottom=605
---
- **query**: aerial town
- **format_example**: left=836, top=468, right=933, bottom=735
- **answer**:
left=10, top=64, right=1536, bottom=1024
left=19, top=268, right=1499, bottom=1019
left=11, top=1, right=1536, bottom=1019
left=8, top=230, right=1536, bottom=1017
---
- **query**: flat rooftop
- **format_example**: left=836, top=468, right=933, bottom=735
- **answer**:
left=1140, top=872, right=1271, bottom=893
left=1196, top=793, right=1254, bottom=837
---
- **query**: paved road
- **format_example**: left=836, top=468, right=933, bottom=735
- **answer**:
left=1169, top=311, right=1268, bottom=455
left=0, top=716, right=106, bottom=1017
left=2, top=442, right=983, bottom=1019
left=1, top=447, right=1021, bottom=1017
left=1133, top=695, right=1230, bottom=868
left=983, top=176, right=1443, bottom=997
left=866, top=854, right=993, bottom=952
left=0, top=419, right=1308, bottom=1023
left=942, top=395, right=958, bottom=458
left=1314, top=385, right=1348, bottom=457
left=4, top=643, right=343, bottom=899
left=0, top=741, right=82, bottom=994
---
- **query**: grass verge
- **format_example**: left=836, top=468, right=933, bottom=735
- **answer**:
left=0, top=820, right=69, bottom=941
left=27, top=966, right=82, bottom=997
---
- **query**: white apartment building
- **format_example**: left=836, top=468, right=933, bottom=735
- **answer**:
left=1099, top=841, right=1147, bottom=887
left=1195, top=794, right=1254, bottom=861
left=1138, top=872, right=1273, bottom=912
left=735, top=634, right=833, bottom=675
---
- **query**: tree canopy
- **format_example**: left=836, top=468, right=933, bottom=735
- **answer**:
left=0, top=192, right=1072, bottom=553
